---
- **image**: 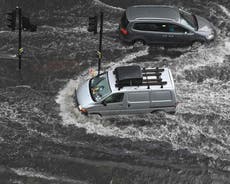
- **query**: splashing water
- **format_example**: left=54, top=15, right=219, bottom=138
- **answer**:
left=11, top=168, right=84, bottom=184
left=56, top=3, right=230, bottom=160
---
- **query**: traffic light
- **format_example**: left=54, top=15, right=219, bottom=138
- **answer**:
left=88, top=16, right=97, bottom=34
left=22, top=16, right=37, bottom=32
left=6, top=10, right=16, bottom=31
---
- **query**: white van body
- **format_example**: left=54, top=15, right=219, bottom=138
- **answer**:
left=75, top=65, right=177, bottom=116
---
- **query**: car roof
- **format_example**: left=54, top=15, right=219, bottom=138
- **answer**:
left=126, top=5, right=180, bottom=23
left=108, top=67, right=175, bottom=93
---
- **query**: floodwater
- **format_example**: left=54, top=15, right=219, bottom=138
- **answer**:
left=0, top=0, right=230, bottom=183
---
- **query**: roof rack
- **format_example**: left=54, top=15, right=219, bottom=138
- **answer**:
left=114, top=65, right=167, bottom=90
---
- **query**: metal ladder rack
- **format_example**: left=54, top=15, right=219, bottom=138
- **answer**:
left=114, top=66, right=167, bottom=89
left=142, top=67, right=167, bottom=89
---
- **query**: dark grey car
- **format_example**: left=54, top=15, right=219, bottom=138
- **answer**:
left=119, top=5, right=216, bottom=46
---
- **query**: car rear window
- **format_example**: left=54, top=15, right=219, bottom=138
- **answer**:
left=120, top=12, right=129, bottom=28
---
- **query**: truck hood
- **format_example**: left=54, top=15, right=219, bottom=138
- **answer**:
left=76, top=80, right=94, bottom=108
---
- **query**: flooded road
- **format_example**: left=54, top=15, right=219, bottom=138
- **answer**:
left=0, top=0, right=230, bottom=183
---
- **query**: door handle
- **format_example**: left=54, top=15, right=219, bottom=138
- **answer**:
left=128, top=103, right=131, bottom=107
left=162, top=35, right=167, bottom=38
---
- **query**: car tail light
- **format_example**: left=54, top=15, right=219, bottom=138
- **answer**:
left=120, top=28, right=128, bottom=35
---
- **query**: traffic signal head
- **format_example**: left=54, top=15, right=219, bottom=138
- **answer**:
left=7, top=10, right=16, bottom=31
left=88, top=16, right=97, bottom=34
left=22, top=16, right=37, bottom=32
left=22, top=16, right=30, bottom=31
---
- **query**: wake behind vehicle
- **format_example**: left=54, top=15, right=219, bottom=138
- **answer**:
left=75, top=65, right=177, bottom=116
left=119, top=5, right=216, bottom=46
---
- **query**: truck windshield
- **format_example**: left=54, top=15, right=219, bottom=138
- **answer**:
left=179, top=10, right=197, bottom=31
left=89, top=73, right=112, bottom=102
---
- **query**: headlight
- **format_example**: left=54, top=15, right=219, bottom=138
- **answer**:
left=206, top=33, right=214, bottom=40
left=78, top=105, right=88, bottom=114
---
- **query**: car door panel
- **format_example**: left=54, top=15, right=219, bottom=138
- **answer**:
left=127, top=91, right=150, bottom=114
left=166, top=23, right=195, bottom=45
left=90, top=93, right=126, bottom=115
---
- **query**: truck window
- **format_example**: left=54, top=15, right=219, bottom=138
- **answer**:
left=128, top=92, right=149, bottom=102
left=104, top=93, right=124, bottom=103
left=151, top=91, right=172, bottom=101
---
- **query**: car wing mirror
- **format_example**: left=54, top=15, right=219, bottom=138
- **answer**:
left=185, top=31, right=194, bottom=35
left=101, top=101, right=107, bottom=106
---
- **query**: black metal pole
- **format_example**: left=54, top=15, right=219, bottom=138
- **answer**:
left=18, top=7, right=22, bottom=70
left=98, top=12, right=103, bottom=75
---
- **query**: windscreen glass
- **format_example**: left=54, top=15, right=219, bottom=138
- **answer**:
left=89, top=73, right=112, bottom=102
left=179, top=10, right=197, bottom=31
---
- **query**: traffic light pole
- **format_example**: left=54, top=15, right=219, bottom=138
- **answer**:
left=7, top=7, right=36, bottom=70
left=97, top=12, right=103, bottom=76
left=18, top=7, right=22, bottom=70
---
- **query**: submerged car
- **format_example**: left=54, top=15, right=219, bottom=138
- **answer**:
left=119, top=5, right=216, bottom=46
left=75, top=65, right=177, bottom=116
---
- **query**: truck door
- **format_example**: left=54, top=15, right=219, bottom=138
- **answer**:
left=93, top=93, right=126, bottom=115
